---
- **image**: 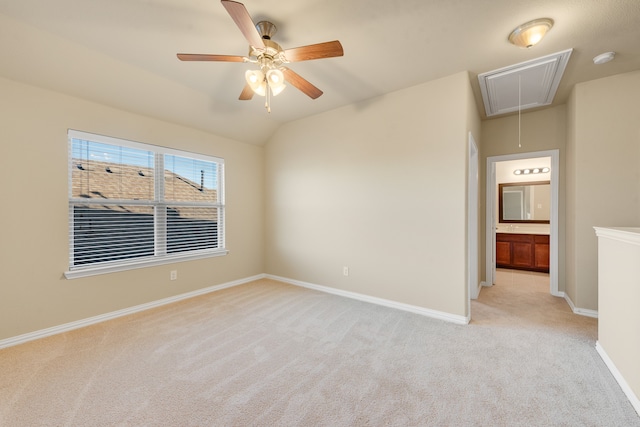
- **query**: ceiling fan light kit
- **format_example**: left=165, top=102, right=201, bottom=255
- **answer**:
left=177, top=0, right=344, bottom=113
left=508, top=18, right=554, bottom=48
left=242, top=26, right=288, bottom=111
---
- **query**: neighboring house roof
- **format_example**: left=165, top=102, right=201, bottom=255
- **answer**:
left=71, top=159, right=218, bottom=219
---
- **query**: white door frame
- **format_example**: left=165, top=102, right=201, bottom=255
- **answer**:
left=485, top=149, right=560, bottom=296
left=468, top=133, right=480, bottom=307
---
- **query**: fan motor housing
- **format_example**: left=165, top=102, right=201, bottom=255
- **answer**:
left=256, top=21, right=277, bottom=39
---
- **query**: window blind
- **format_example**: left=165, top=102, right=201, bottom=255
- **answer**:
left=68, top=130, right=225, bottom=274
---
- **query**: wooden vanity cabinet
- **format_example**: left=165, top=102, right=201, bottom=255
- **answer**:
left=496, top=233, right=549, bottom=272
left=533, top=235, right=550, bottom=270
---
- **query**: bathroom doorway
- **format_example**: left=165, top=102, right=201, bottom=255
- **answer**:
left=485, top=150, right=560, bottom=296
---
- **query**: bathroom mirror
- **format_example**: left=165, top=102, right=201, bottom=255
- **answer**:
left=499, top=181, right=550, bottom=223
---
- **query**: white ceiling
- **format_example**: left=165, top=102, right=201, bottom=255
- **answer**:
left=1, top=0, right=639, bottom=145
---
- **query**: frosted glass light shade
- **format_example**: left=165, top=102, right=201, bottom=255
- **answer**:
left=245, top=70, right=266, bottom=96
left=266, top=69, right=286, bottom=96
left=508, top=18, right=553, bottom=48
left=270, top=83, right=286, bottom=96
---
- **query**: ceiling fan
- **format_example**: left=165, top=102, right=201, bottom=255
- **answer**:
left=177, top=0, right=344, bottom=112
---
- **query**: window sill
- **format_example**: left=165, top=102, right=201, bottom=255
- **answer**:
left=64, top=250, right=228, bottom=279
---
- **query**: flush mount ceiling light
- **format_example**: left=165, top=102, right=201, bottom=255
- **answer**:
left=508, top=18, right=554, bottom=48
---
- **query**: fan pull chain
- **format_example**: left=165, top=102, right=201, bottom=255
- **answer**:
left=265, top=79, right=272, bottom=113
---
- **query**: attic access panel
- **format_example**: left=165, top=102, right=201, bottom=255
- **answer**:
left=478, top=49, right=573, bottom=117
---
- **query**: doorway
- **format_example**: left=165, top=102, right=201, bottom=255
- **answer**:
left=485, top=150, right=560, bottom=296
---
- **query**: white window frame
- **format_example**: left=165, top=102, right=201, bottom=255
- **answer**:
left=65, top=130, right=227, bottom=279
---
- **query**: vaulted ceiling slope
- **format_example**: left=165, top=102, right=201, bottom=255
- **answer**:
left=1, top=0, right=639, bottom=145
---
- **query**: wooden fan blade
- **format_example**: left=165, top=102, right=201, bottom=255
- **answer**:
left=239, top=83, right=254, bottom=100
left=177, top=53, right=245, bottom=62
left=282, top=67, right=323, bottom=99
left=221, top=0, right=265, bottom=49
left=284, top=40, right=344, bottom=62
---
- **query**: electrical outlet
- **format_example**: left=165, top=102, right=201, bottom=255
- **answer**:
left=170, top=270, right=177, bottom=281
left=343, top=266, right=349, bottom=276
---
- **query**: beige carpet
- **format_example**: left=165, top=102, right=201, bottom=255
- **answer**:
left=1, top=274, right=639, bottom=426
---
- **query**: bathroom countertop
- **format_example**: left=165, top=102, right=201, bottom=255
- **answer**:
left=496, top=228, right=550, bottom=235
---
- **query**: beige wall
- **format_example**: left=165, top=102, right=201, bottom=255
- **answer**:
left=595, top=228, right=640, bottom=407
left=0, top=77, right=265, bottom=341
left=264, top=72, right=480, bottom=318
left=565, top=89, right=578, bottom=304
left=480, top=106, right=567, bottom=289
left=467, top=74, right=483, bottom=303
left=565, top=71, right=640, bottom=311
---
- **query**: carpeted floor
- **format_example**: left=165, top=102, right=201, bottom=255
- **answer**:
left=1, top=273, right=639, bottom=426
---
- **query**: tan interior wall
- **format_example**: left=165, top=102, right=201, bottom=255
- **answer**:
left=0, top=77, right=265, bottom=341
left=565, top=70, right=640, bottom=310
left=565, top=88, right=578, bottom=304
left=466, top=74, right=483, bottom=301
left=264, top=72, right=475, bottom=318
left=596, top=230, right=640, bottom=406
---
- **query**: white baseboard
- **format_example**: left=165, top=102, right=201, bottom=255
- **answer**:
left=0, top=274, right=266, bottom=350
left=596, top=341, right=640, bottom=416
left=266, top=274, right=470, bottom=325
left=563, top=293, right=599, bottom=318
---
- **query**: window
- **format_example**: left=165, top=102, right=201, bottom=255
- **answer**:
left=66, top=130, right=225, bottom=278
